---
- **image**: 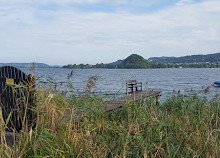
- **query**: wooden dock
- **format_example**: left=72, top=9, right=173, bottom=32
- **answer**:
left=73, top=90, right=161, bottom=119
left=103, top=90, right=161, bottom=111
left=74, top=80, right=160, bottom=117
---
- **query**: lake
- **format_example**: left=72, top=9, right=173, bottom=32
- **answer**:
left=21, top=68, right=220, bottom=101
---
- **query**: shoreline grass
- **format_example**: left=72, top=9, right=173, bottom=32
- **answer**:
left=0, top=85, right=220, bottom=157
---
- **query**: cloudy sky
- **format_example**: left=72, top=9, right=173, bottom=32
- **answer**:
left=0, top=0, right=220, bottom=65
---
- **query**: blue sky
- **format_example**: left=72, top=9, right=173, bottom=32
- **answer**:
left=0, top=0, right=220, bottom=65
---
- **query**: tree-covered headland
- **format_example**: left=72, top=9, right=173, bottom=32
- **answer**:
left=63, top=53, right=220, bottom=69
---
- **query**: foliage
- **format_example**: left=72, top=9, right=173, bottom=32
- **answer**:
left=0, top=82, right=220, bottom=157
left=63, top=53, right=220, bottom=69
left=118, top=54, right=151, bottom=69
left=149, top=52, right=220, bottom=64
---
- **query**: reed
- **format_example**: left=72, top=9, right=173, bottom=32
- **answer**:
left=0, top=82, right=219, bottom=157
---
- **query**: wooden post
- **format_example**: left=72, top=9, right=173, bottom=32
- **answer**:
left=126, top=82, right=128, bottom=95
left=156, top=95, right=160, bottom=105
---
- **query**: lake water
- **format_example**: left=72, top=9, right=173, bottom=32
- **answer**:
left=21, top=68, right=220, bottom=101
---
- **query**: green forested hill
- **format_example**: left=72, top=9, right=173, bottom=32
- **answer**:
left=148, top=52, right=220, bottom=63
left=118, top=54, right=151, bottom=68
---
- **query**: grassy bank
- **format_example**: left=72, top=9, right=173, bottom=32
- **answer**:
left=0, top=85, right=220, bottom=157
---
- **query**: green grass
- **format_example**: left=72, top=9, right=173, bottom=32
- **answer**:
left=0, top=85, right=220, bottom=157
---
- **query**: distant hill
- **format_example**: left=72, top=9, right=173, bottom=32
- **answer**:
left=148, top=52, right=220, bottom=63
left=118, top=54, right=151, bottom=69
left=0, top=63, right=51, bottom=68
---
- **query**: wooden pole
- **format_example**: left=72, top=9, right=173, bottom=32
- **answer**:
left=156, top=95, right=160, bottom=105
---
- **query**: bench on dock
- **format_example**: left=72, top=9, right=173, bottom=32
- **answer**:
left=126, top=80, right=142, bottom=94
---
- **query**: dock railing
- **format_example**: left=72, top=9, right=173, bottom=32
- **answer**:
left=126, top=80, right=142, bottom=95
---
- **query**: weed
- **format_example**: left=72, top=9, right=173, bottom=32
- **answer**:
left=0, top=81, right=219, bottom=157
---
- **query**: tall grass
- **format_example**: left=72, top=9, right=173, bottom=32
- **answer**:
left=0, top=82, right=220, bottom=157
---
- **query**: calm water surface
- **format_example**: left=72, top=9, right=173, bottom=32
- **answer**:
left=21, top=68, right=220, bottom=100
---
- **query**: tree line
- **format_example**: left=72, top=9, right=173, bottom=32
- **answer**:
left=63, top=54, right=220, bottom=69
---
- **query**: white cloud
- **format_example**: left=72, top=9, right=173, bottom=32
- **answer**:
left=176, top=0, right=194, bottom=6
left=0, top=0, right=220, bottom=64
left=0, top=0, right=160, bottom=5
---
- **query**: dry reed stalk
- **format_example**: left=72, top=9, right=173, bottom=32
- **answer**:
left=143, top=150, right=148, bottom=158
left=22, top=91, right=30, bottom=132
left=153, top=143, right=161, bottom=158
left=67, top=105, right=75, bottom=140
left=18, top=132, right=30, bottom=158
left=0, top=107, right=6, bottom=157
left=43, top=92, right=65, bottom=132
left=30, top=62, right=35, bottom=72
left=67, top=70, right=74, bottom=80
left=86, top=76, right=99, bottom=93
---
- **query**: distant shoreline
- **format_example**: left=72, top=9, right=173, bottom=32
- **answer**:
left=63, top=53, right=220, bottom=69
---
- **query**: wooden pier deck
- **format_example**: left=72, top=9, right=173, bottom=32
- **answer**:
left=73, top=90, right=161, bottom=118
left=103, top=90, right=161, bottom=111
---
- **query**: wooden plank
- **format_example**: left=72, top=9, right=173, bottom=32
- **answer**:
left=103, top=91, right=161, bottom=112
left=102, top=101, right=124, bottom=111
